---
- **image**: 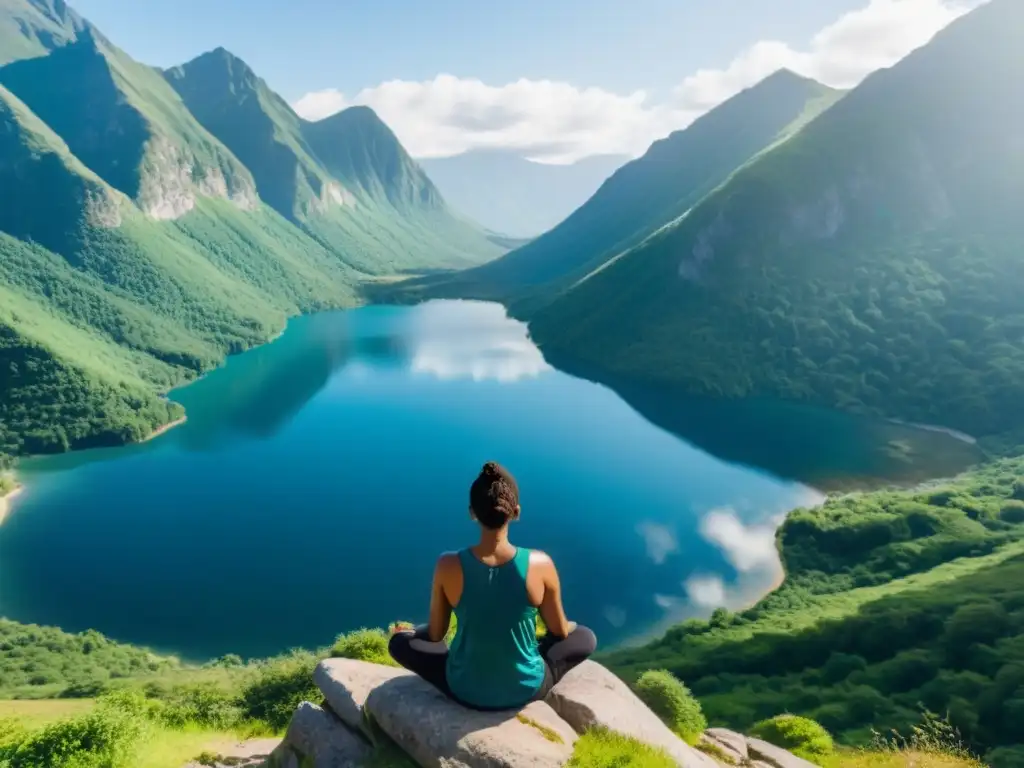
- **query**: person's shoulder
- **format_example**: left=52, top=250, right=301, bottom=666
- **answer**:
left=436, top=551, right=462, bottom=571
left=528, top=549, right=555, bottom=568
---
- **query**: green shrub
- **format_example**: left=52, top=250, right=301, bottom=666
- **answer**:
left=240, top=651, right=320, bottom=732
left=5, top=691, right=147, bottom=767
left=568, top=728, right=675, bottom=767
left=331, top=629, right=396, bottom=666
left=751, top=714, right=834, bottom=763
left=157, top=682, right=242, bottom=730
left=633, top=670, right=707, bottom=744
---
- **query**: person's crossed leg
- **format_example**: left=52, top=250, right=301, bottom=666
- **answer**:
left=389, top=623, right=598, bottom=708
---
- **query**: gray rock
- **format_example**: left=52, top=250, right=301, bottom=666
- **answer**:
left=365, top=673, right=577, bottom=767
left=283, top=701, right=371, bottom=768
left=705, top=728, right=749, bottom=760
left=315, top=658, right=412, bottom=733
left=545, top=661, right=718, bottom=768
left=746, top=737, right=819, bottom=768
left=266, top=743, right=302, bottom=768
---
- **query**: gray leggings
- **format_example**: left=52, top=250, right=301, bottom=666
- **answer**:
left=388, top=624, right=598, bottom=710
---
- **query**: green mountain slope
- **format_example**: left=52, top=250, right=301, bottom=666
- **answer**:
left=0, top=67, right=363, bottom=457
left=0, top=0, right=85, bottom=65
left=0, top=29, right=258, bottom=218
left=404, top=70, right=841, bottom=305
left=165, top=49, right=504, bottom=273
left=531, top=0, right=1024, bottom=439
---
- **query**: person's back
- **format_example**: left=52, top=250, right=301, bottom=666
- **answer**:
left=388, top=461, right=597, bottom=710
left=446, top=547, right=546, bottom=708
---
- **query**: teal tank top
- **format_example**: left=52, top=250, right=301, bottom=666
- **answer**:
left=446, top=547, right=546, bottom=709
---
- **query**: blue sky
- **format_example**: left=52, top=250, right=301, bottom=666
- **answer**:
left=74, top=0, right=856, bottom=98
left=72, top=0, right=979, bottom=161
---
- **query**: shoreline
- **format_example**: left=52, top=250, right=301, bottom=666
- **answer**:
left=887, top=418, right=977, bottom=445
left=142, top=416, right=187, bottom=443
left=0, top=485, right=24, bottom=527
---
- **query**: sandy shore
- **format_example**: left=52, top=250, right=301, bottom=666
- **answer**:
left=0, top=485, right=24, bottom=527
left=142, top=416, right=187, bottom=443
left=742, top=565, right=786, bottom=610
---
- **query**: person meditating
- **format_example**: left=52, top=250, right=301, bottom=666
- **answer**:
left=388, top=461, right=597, bottom=710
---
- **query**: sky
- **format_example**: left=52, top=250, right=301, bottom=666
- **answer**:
left=73, top=0, right=984, bottom=163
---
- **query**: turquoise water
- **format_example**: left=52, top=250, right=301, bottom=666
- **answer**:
left=0, top=301, right=979, bottom=660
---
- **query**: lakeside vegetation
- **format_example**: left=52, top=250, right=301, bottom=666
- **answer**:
left=603, top=455, right=1024, bottom=768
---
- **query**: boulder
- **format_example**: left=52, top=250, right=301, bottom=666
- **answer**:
left=746, top=737, right=819, bottom=768
left=365, top=673, right=577, bottom=768
left=545, top=662, right=718, bottom=768
left=281, top=701, right=371, bottom=768
left=704, top=728, right=748, bottom=761
left=315, top=658, right=412, bottom=733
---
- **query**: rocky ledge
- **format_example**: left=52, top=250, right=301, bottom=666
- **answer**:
left=243, top=659, right=817, bottom=768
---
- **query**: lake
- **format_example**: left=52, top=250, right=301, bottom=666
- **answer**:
left=0, top=301, right=981, bottom=660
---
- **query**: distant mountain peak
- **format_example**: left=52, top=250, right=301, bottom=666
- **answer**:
left=0, top=0, right=90, bottom=65
left=303, top=104, right=445, bottom=211
left=166, top=47, right=264, bottom=97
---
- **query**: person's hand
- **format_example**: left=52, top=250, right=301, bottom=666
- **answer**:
left=567, top=621, right=577, bottom=634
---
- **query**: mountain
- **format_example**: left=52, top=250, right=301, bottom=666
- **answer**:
left=0, top=70, right=367, bottom=456
left=0, top=8, right=500, bottom=460
left=164, top=48, right=503, bottom=273
left=419, top=150, right=627, bottom=237
left=399, top=70, right=842, bottom=306
left=0, top=29, right=259, bottom=219
left=0, top=0, right=85, bottom=65
left=530, top=0, right=1024, bottom=439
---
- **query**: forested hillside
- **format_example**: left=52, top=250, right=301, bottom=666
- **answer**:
left=0, top=0, right=501, bottom=463
left=604, top=455, right=1024, bottom=768
left=530, top=0, right=1024, bottom=439
left=396, top=70, right=842, bottom=308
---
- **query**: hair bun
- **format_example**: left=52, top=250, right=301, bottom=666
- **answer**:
left=482, top=461, right=500, bottom=478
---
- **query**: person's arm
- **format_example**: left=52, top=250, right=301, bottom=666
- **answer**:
left=426, top=554, right=455, bottom=642
left=536, top=553, right=574, bottom=639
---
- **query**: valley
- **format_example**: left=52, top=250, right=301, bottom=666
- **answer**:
left=2, top=0, right=1024, bottom=766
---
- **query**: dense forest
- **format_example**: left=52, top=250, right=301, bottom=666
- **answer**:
left=605, top=456, right=1024, bottom=767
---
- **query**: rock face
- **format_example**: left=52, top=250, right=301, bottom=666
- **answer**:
left=366, top=674, right=577, bottom=768
left=315, top=658, right=411, bottom=733
left=746, top=737, right=820, bottom=768
left=703, top=728, right=749, bottom=763
left=268, top=659, right=819, bottom=768
left=545, top=661, right=718, bottom=768
left=276, top=701, right=371, bottom=768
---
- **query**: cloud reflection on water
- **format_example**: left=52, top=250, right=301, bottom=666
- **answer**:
left=404, top=300, right=550, bottom=383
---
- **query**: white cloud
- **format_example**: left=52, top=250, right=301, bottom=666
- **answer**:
left=296, top=76, right=673, bottom=163
left=685, top=575, right=728, bottom=608
left=636, top=521, right=679, bottom=565
left=699, top=508, right=780, bottom=573
left=293, top=0, right=982, bottom=163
